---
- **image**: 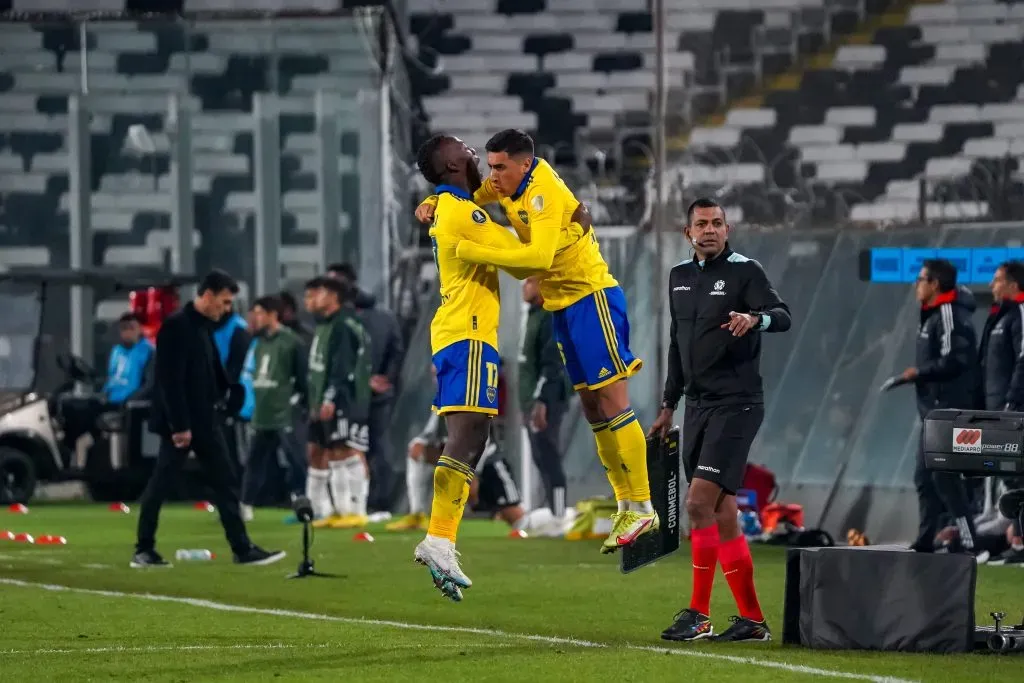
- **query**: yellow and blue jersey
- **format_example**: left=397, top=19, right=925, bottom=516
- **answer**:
left=429, top=185, right=522, bottom=414
left=456, top=158, right=618, bottom=312
left=451, top=159, right=639, bottom=390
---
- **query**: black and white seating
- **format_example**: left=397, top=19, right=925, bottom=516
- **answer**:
left=408, top=0, right=872, bottom=168
left=0, top=17, right=377, bottom=283
left=671, top=0, right=1024, bottom=224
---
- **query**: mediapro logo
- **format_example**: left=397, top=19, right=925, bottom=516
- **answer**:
left=952, top=428, right=982, bottom=453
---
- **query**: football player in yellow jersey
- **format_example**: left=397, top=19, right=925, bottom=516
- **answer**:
left=411, top=133, right=528, bottom=602
left=415, top=129, right=658, bottom=555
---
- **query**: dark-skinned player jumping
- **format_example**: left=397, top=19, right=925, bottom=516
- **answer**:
left=412, top=134, right=531, bottom=601
left=650, top=198, right=791, bottom=642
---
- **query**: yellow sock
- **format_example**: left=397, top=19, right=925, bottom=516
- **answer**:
left=592, top=420, right=630, bottom=503
left=426, top=455, right=474, bottom=543
left=608, top=408, right=651, bottom=503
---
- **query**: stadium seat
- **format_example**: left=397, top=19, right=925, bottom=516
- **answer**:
left=408, top=0, right=847, bottom=167
left=0, top=17, right=377, bottom=277
left=662, top=0, right=1024, bottom=223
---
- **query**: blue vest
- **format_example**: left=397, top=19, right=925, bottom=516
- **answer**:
left=239, top=338, right=257, bottom=421
left=103, top=339, right=154, bottom=405
left=213, top=313, right=248, bottom=367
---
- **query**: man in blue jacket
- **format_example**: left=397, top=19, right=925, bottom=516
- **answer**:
left=62, top=313, right=154, bottom=450
left=213, top=305, right=253, bottom=471
left=103, top=313, right=155, bottom=405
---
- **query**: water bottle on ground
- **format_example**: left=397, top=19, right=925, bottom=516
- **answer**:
left=175, top=549, right=214, bottom=561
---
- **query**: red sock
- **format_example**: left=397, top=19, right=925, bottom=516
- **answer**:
left=689, top=525, right=719, bottom=615
left=720, top=535, right=763, bottom=622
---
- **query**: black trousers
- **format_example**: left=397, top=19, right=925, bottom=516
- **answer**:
left=914, top=436, right=977, bottom=550
left=367, top=400, right=395, bottom=512
left=60, top=395, right=107, bottom=449
left=221, top=417, right=246, bottom=483
left=136, top=429, right=251, bottom=555
left=528, top=401, right=568, bottom=516
left=241, top=428, right=305, bottom=506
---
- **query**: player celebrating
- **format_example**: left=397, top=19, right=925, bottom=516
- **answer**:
left=413, top=133, right=529, bottom=601
left=415, top=129, right=655, bottom=553
left=650, top=198, right=791, bottom=643
left=306, top=277, right=373, bottom=529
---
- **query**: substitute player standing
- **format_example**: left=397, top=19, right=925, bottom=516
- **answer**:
left=650, top=198, right=791, bottom=643
left=413, top=133, right=530, bottom=601
left=307, top=277, right=373, bottom=529
left=415, top=129, right=656, bottom=553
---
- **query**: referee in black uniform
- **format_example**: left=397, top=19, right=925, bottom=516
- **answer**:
left=132, top=270, right=286, bottom=568
left=651, top=198, right=791, bottom=643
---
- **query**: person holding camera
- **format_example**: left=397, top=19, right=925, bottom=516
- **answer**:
left=132, top=270, right=286, bottom=568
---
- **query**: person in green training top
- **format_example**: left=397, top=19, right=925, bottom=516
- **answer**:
left=306, top=276, right=374, bottom=529
left=240, top=295, right=308, bottom=519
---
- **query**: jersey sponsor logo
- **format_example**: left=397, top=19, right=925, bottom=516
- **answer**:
left=531, top=195, right=544, bottom=211
left=518, top=210, right=529, bottom=224
left=953, top=428, right=982, bottom=453
left=673, top=285, right=691, bottom=291
left=252, top=351, right=278, bottom=388
left=709, top=280, right=726, bottom=295
left=308, top=335, right=325, bottom=372
left=471, top=209, right=486, bottom=224
left=697, top=464, right=721, bottom=474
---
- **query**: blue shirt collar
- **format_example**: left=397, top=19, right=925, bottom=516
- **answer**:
left=510, top=158, right=539, bottom=201
left=435, top=184, right=472, bottom=200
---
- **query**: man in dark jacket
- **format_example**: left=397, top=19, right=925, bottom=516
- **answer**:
left=651, top=198, right=791, bottom=644
left=279, top=290, right=314, bottom=347
left=520, top=276, right=571, bottom=519
left=132, top=270, right=285, bottom=568
left=980, top=261, right=1024, bottom=412
left=327, top=263, right=405, bottom=513
left=900, top=258, right=981, bottom=556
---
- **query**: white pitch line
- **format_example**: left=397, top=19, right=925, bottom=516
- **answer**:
left=0, top=642, right=504, bottom=656
left=0, top=578, right=915, bottom=683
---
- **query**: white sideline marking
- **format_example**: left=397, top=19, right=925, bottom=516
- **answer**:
left=0, top=643, right=503, bottom=656
left=0, top=578, right=915, bottom=683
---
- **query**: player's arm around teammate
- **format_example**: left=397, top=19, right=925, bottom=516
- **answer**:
left=650, top=198, right=790, bottom=644
left=416, top=130, right=657, bottom=555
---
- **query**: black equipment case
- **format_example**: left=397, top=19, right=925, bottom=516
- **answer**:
left=922, top=409, right=1024, bottom=476
left=783, top=546, right=976, bottom=652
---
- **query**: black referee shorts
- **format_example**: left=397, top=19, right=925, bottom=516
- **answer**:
left=681, top=403, right=764, bottom=494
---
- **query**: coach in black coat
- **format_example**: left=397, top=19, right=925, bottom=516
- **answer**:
left=133, top=270, right=285, bottom=569
left=901, top=259, right=980, bottom=555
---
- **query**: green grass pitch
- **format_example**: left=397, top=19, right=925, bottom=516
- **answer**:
left=0, top=504, right=1017, bottom=682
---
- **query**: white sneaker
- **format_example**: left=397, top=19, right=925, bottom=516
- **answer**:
left=414, top=536, right=472, bottom=601
left=240, top=504, right=254, bottom=522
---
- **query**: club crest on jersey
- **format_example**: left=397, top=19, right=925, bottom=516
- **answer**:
left=518, top=210, right=529, bottom=224
left=531, top=195, right=544, bottom=211
left=710, top=279, right=726, bottom=295
left=487, top=387, right=497, bottom=402
left=471, top=209, right=486, bottom=224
